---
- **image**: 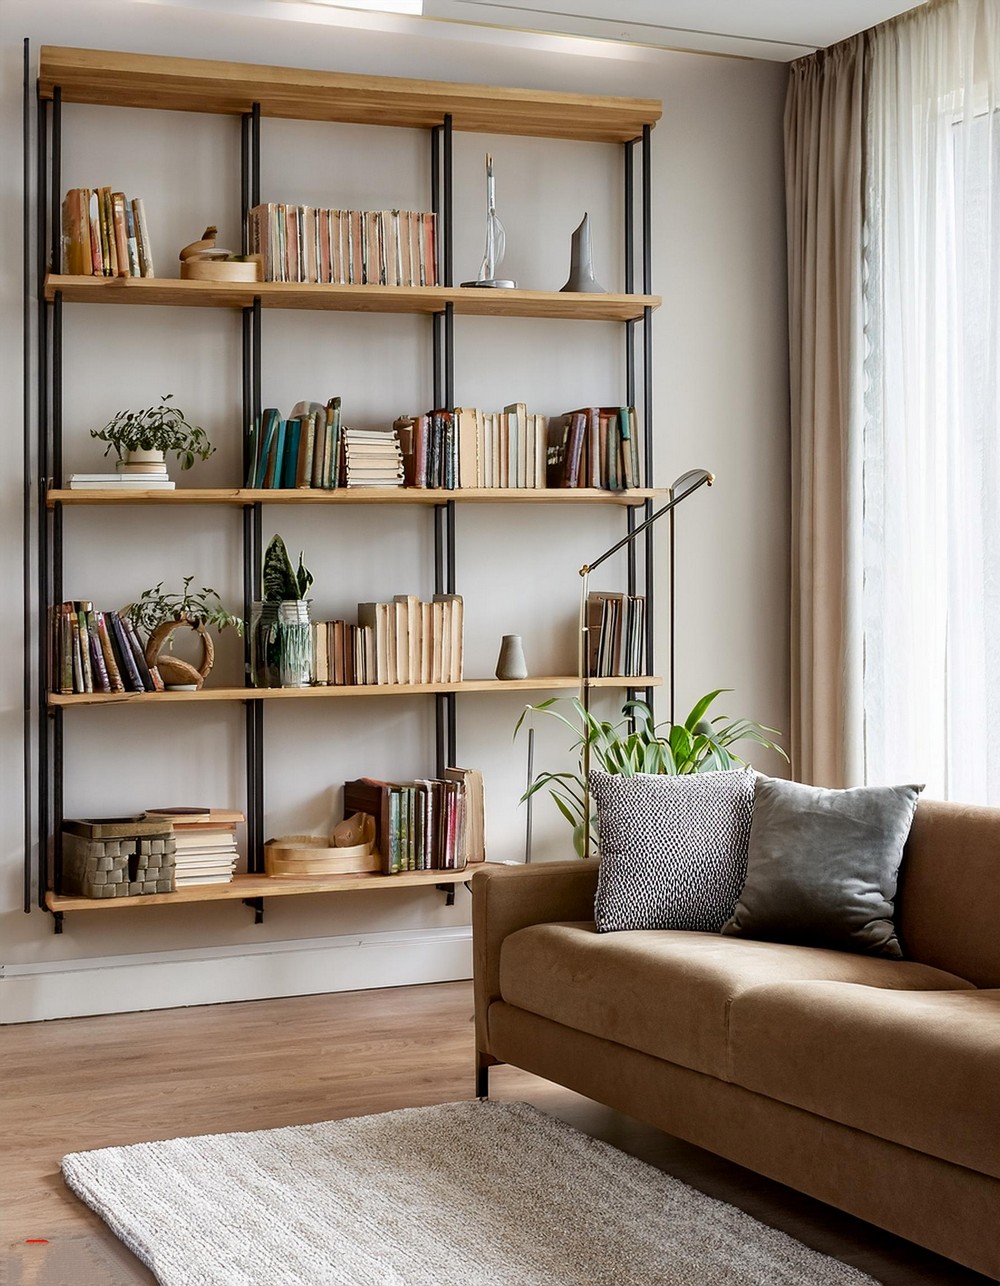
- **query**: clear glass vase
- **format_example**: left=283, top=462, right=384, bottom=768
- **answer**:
left=250, top=600, right=313, bottom=688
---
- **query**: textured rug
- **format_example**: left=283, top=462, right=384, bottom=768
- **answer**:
left=62, top=1099, right=877, bottom=1286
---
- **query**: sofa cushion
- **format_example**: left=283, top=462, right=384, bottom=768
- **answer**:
left=723, top=776, right=922, bottom=957
left=498, top=922, right=974, bottom=1081
left=729, top=982, right=1000, bottom=1180
left=591, top=768, right=755, bottom=933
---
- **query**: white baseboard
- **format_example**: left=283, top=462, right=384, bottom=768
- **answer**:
left=0, top=926, right=473, bottom=1024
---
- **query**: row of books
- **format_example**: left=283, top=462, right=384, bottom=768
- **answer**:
left=147, top=807, right=243, bottom=887
left=343, top=767, right=485, bottom=874
left=394, top=404, right=643, bottom=491
left=356, top=594, right=464, bottom=685
left=246, top=400, right=341, bottom=489
left=312, top=621, right=375, bottom=686
left=248, top=204, right=438, bottom=287
left=586, top=591, right=648, bottom=678
left=246, top=402, right=407, bottom=490
left=61, top=187, right=156, bottom=278
left=52, top=601, right=162, bottom=695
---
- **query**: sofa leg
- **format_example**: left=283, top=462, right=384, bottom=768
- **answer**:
left=476, top=1052, right=492, bottom=1100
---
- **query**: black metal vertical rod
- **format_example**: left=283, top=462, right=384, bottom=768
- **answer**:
left=622, top=139, right=639, bottom=610
left=35, top=87, right=50, bottom=911
left=240, top=114, right=250, bottom=255
left=53, top=708, right=64, bottom=897
left=250, top=290, right=264, bottom=873
left=624, top=138, right=635, bottom=295
left=22, top=38, right=33, bottom=913
left=442, top=114, right=453, bottom=288
left=49, top=88, right=61, bottom=279
left=641, top=120, right=656, bottom=699
left=251, top=104, right=261, bottom=207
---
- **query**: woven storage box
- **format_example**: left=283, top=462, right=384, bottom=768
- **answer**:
left=61, top=819, right=177, bottom=897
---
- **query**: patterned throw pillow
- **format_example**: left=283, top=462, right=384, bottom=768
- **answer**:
left=591, top=768, right=756, bottom=934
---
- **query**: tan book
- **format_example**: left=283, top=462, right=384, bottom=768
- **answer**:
left=454, top=407, right=481, bottom=489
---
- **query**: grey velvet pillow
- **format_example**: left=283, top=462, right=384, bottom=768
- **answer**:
left=592, top=768, right=755, bottom=933
left=722, top=776, right=923, bottom=958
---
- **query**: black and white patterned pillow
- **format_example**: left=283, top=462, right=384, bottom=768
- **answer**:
left=591, top=768, right=756, bottom=934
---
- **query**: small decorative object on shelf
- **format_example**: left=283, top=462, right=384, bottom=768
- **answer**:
left=265, top=812, right=378, bottom=878
left=560, top=213, right=606, bottom=294
left=122, top=577, right=243, bottom=691
left=90, top=394, right=214, bottom=475
left=251, top=536, right=315, bottom=688
left=495, top=634, right=528, bottom=680
left=179, top=224, right=262, bottom=282
left=461, top=153, right=516, bottom=289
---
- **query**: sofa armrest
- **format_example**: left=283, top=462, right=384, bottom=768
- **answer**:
left=472, top=859, right=599, bottom=1057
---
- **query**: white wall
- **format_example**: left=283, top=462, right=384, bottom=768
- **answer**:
left=0, top=0, right=789, bottom=1021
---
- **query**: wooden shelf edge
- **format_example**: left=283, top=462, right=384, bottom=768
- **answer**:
left=47, top=486, right=662, bottom=508
left=38, top=47, right=660, bottom=142
left=45, top=866, right=483, bottom=912
left=47, top=675, right=662, bottom=707
left=44, top=276, right=660, bottom=321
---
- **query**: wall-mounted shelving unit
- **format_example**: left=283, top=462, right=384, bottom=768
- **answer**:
left=27, top=44, right=662, bottom=931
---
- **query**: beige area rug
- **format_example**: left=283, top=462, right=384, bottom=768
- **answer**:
left=62, top=1099, right=877, bottom=1286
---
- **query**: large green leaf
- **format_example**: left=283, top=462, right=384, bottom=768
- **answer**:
left=262, top=535, right=301, bottom=601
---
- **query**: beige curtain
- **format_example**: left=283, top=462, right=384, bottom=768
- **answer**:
left=785, top=37, right=867, bottom=787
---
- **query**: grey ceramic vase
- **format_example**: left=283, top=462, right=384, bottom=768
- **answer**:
left=495, top=634, right=528, bottom=680
left=560, top=213, right=606, bottom=293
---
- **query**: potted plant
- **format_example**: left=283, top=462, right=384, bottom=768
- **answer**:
left=122, top=577, right=242, bottom=690
left=515, top=691, right=788, bottom=856
left=250, top=535, right=315, bottom=688
left=91, top=394, right=214, bottom=474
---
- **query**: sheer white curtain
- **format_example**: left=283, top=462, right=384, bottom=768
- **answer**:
left=863, top=0, right=1000, bottom=801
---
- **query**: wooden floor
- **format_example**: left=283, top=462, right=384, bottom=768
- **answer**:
left=1, top=980, right=992, bottom=1286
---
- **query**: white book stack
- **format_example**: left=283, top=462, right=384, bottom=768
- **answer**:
left=145, top=807, right=244, bottom=885
left=343, top=428, right=404, bottom=488
left=67, top=473, right=176, bottom=490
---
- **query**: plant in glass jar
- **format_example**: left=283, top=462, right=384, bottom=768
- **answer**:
left=251, top=535, right=315, bottom=688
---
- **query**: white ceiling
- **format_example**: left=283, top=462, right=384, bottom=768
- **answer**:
left=416, top=0, right=923, bottom=60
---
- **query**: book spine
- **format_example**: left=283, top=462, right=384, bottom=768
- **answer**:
left=133, top=198, right=155, bottom=276
left=108, top=612, right=144, bottom=691
left=95, top=612, right=125, bottom=692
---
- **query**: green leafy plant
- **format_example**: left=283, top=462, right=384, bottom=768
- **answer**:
left=514, top=691, right=788, bottom=856
left=121, top=576, right=243, bottom=638
left=91, top=394, right=214, bottom=470
left=262, top=534, right=313, bottom=601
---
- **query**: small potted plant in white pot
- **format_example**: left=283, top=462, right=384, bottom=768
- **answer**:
left=122, top=577, right=242, bottom=690
left=91, top=394, right=214, bottom=477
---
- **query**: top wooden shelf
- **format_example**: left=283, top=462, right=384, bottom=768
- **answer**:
left=44, top=276, right=659, bottom=321
left=38, top=47, right=661, bottom=143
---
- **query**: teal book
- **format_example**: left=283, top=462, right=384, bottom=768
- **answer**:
left=255, top=409, right=280, bottom=488
left=282, top=419, right=301, bottom=488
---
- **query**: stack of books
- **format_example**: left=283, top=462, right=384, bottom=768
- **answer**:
left=395, top=403, right=642, bottom=491
left=66, top=472, right=176, bottom=491
left=356, top=593, right=463, bottom=685
left=343, top=767, right=485, bottom=874
left=51, top=600, right=163, bottom=695
left=61, top=186, right=155, bottom=278
left=246, top=399, right=342, bottom=490
left=145, top=808, right=244, bottom=886
left=343, top=428, right=405, bottom=487
left=587, top=591, right=647, bottom=678
left=248, top=204, right=437, bottom=286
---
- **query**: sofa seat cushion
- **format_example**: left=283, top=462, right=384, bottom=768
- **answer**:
left=498, top=922, right=974, bottom=1081
left=730, top=983, right=1000, bottom=1179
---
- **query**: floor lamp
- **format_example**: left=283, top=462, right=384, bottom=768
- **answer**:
left=579, top=468, right=714, bottom=859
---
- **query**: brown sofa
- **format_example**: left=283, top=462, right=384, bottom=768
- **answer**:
left=472, top=798, right=1000, bottom=1279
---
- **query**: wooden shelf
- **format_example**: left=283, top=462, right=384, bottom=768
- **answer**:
left=45, top=867, right=479, bottom=913
left=44, top=276, right=660, bottom=321
left=38, top=47, right=660, bottom=142
left=48, top=675, right=661, bottom=708
left=47, top=486, right=661, bottom=508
